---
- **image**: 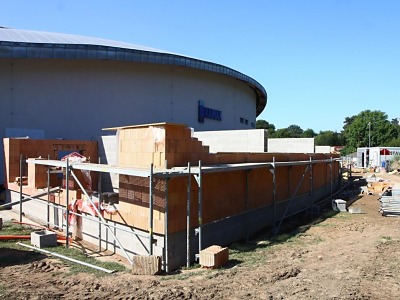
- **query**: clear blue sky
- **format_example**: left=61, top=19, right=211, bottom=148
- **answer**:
left=2, top=0, right=399, bottom=133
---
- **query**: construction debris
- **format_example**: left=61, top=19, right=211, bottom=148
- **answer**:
left=31, top=230, right=57, bottom=248
left=379, top=187, right=400, bottom=217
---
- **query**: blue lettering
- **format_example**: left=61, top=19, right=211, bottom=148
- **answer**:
left=198, top=100, right=222, bottom=123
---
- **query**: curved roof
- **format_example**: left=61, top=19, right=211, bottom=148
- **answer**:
left=0, top=27, right=267, bottom=116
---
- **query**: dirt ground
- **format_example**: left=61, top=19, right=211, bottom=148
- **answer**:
left=1, top=172, right=400, bottom=300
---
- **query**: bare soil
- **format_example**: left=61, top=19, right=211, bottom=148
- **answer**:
left=1, top=172, right=400, bottom=299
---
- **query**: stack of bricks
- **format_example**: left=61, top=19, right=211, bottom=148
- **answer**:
left=27, top=159, right=49, bottom=189
left=3, top=138, right=24, bottom=187
left=117, top=123, right=212, bottom=169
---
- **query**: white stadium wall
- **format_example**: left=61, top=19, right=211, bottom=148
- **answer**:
left=0, top=59, right=257, bottom=183
left=0, top=59, right=256, bottom=137
left=0, top=27, right=267, bottom=184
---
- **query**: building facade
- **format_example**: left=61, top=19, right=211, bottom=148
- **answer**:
left=0, top=27, right=267, bottom=184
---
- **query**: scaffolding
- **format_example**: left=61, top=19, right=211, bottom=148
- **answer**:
left=15, top=156, right=342, bottom=271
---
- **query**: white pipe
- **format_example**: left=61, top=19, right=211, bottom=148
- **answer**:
left=16, top=242, right=116, bottom=274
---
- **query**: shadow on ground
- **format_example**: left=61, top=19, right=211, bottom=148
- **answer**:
left=0, top=247, right=47, bottom=267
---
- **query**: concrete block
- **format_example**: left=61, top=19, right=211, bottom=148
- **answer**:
left=31, top=230, right=57, bottom=248
left=131, top=255, right=161, bottom=275
left=333, top=199, right=347, bottom=212
left=349, top=207, right=362, bottom=214
left=199, top=245, right=229, bottom=268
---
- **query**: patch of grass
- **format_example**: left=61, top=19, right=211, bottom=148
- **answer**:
left=313, top=236, right=324, bottom=244
left=173, top=274, right=191, bottom=280
left=180, top=263, right=200, bottom=271
left=376, top=235, right=396, bottom=247
left=0, top=221, right=37, bottom=252
left=332, top=212, right=352, bottom=219
left=36, top=244, right=127, bottom=276
left=1, top=222, right=35, bottom=235
left=314, top=223, right=334, bottom=227
left=0, top=221, right=127, bottom=276
left=0, top=283, right=6, bottom=297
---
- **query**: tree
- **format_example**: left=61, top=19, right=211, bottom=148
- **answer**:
left=256, top=119, right=276, bottom=136
left=387, top=138, right=400, bottom=147
left=341, top=110, right=397, bottom=153
left=302, top=128, right=317, bottom=138
left=343, top=116, right=356, bottom=129
left=286, top=125, right=304, bottom=138
left=315, top=131, right=341, bottom=146
left=272, top=128, right=291, bottom=138
left=256, top=119, right=269, bottom=129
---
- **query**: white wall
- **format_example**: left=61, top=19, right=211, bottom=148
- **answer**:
left=0, top=58, right=258, bottom=183
left=97, top=135, right=119, bottom=192
left=268, top=138, right=315, bottom=153
left=193, top=129, right=267, bottom=153
left=0, top=59, right=256, bottom=136
left=191, top=132, right=316, bottom=154
left=315, top=146, right=331, bottom=153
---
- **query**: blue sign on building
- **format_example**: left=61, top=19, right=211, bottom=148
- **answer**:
left=198, top=100, right=222, bottom=123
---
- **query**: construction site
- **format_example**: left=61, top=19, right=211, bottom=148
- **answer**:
left=0, top=26, right=346, bottom=277
left=1, top=122, right=341, bottom=272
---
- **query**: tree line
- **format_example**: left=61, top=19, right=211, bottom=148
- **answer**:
left=256, top=110, right=400, bottom=155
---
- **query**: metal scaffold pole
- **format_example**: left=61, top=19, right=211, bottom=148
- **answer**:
left=148, top=163, right=154, bottom=256
left=19, top=154, right=23, bottom=223
left=197, top=160, right=203, bottom=259
left=186, top=162, right=191, bottom=268
left=309, top=157, right=314, bottom=202
left=47, top=154, right=51, bottom=228
left=330, top=157, right=333, bottom=199
left=98, top=157, right=102, bottom=252
left=194, top=160, right=203, bottom=260
left=245, top=169, right=249, bottom=241
left=275, top=163, right=310, bottom=236
left=164, top=176, right=169, bottom=272
left=272, top=157, right=277, bottom=234
left=310, top=157, right=314, bottom=197
left=65, top=158, right=70, bottom=248
left=69, top=169, right=134, bottom=265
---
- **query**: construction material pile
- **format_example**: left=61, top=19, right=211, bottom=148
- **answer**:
left=379, top=186, right=400, bottom=217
